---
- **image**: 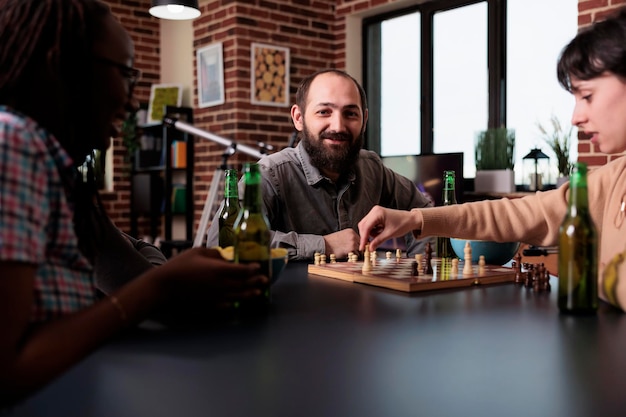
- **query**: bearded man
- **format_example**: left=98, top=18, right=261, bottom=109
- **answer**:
left=207, top=69, right=433, bottom=261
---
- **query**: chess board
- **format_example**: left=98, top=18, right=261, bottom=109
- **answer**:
left=308, top=257, right=516, bottom=293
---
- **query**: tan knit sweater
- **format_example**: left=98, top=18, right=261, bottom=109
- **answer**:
left=414, top=156, right=626, bottom=310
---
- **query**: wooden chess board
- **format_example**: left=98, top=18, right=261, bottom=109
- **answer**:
left=308, top=257, right=516, bottom=293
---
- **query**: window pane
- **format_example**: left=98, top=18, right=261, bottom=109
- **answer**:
left=507, top=0, right=578, bottom=185
left=380, top=12, right=420, bottom=156
left=433, top=2, right=488, bottom=179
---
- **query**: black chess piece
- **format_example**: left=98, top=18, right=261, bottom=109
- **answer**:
left=424, top=242, right=433, bottom=275
left=512, top=261, right=523, bottom=285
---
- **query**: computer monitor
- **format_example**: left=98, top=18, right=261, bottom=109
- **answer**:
left=382, top=152, right=464, bottom=206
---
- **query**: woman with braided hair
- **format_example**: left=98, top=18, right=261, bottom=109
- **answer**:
left=0, top=0, right=268, bottom=405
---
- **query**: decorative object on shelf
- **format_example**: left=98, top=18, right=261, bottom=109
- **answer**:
left=522, top=148, right=550, bottom=191
left=147, top=83, right=183, bottom=124
left=129, top=106, right=194, bottom=255
left=197, top=42, right=225, bottom=108
left=474, top=127, right=516, bottom=193
left=536, top=115, right=574, bottom=188
left=250, top=43, right=290, bottom=107
left=149, top=0, right=200, bottom=20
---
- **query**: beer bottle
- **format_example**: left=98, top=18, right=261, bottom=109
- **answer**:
left=217, top=168, right=241, bottom=248
left=558, top=162, right=598, bottom=314
left=436, top=170, right=457, bottom=259
left=233, top=162, right=271, bottom=312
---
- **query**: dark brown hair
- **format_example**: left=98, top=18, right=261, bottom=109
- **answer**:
left=295, top=69, right=368, bottom=114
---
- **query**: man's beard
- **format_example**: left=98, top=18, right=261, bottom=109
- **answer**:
left=301, top=123, right=364, bottom=177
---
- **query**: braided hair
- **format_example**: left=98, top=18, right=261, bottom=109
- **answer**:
left=0, top=0, right=111, bottom=261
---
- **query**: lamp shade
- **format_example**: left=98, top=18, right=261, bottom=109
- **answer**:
left=522, top=148, right=549, bottom=161
left=149, top=0, right=200, bottom=20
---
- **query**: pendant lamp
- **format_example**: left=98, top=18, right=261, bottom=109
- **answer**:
left=149, top=0, right=201, bottom=20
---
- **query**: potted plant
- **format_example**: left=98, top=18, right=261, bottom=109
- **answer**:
left=536, top=115, right=573, bottom=187
left=474, top=127, right=516, bottom=193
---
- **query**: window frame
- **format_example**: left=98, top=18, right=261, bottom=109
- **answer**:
left=362, top=0, right=506, bottom=156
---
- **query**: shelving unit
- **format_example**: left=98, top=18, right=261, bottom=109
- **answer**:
left=130, top=106, right=194, bottom=257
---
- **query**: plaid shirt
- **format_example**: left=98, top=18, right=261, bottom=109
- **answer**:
left=0, top=106, right=95, bottom=323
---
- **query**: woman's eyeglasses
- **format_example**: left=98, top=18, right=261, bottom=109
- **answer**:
left=93, top=56, right=141, bottom=98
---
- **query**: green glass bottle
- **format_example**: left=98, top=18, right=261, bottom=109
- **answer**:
left=233, top=162, right=271, bottom=312
left=436, top=170, right=457, bottom=259
left=217, top=169, right=241, bottom=248
left=558, top=162, right=598, bottom=314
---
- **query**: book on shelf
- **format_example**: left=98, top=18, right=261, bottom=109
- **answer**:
left=171, top=140, right=187, bottom=168
left=172, top=184, right=186, bottom=213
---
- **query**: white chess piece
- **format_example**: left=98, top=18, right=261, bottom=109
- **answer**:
left=463, top=241, right=473, bottom=276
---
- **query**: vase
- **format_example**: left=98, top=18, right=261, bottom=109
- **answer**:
left=474, top=169, right=516, bottom=193
left=556, top=176, right=569, bottom=188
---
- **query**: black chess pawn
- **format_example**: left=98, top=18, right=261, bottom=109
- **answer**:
left=423, top=242, right=433, bottom=275
left=524, top=264, right=534, bottom=288
left=512, top=261, right=523, bottom=285
left=411, top=261, right=419, bottom=277
left=541, top=268, right=551, bottom=292
left=533, top=264, right=543, bottom=291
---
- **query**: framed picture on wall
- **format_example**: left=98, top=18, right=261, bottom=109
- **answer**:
left=197, top=42, right=225, bottom=108
left=250, top=43, right=290, bottom=107
left=147, top=83, right=183, bottom=124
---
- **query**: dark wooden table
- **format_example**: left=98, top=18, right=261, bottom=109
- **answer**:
left=8, top=262, right=626, bottom=417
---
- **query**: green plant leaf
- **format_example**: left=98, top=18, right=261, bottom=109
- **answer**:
left=475, top=128, right=515, bottom=170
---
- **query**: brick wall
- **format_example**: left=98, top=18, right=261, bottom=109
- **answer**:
left=577, top=0, right=626, bottom=168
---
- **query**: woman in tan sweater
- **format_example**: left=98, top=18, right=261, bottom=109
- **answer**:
left=358, top=7, right=626, bottom=311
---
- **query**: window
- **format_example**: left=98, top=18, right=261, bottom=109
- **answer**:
left=433, top=2, right=488, bottom=178
left=506, top=0, right=577, bottom=184
left=364, top=0, right=577, bottom=185
left=380, top=12, right=421, bottom=156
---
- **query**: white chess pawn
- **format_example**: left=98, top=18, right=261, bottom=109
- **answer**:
left=415, top=253, right=423, bottom=273
left=451, top=258, right=459, bottom=275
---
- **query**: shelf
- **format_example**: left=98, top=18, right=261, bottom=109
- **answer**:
left=130, top=105, right=195, bottom=257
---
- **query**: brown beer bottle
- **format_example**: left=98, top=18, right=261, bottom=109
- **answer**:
left=558, top=162, right=598, bottom=314
left=217, top=168, right=241, bottom=248
left=233, top=162, right=271, bottom=312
